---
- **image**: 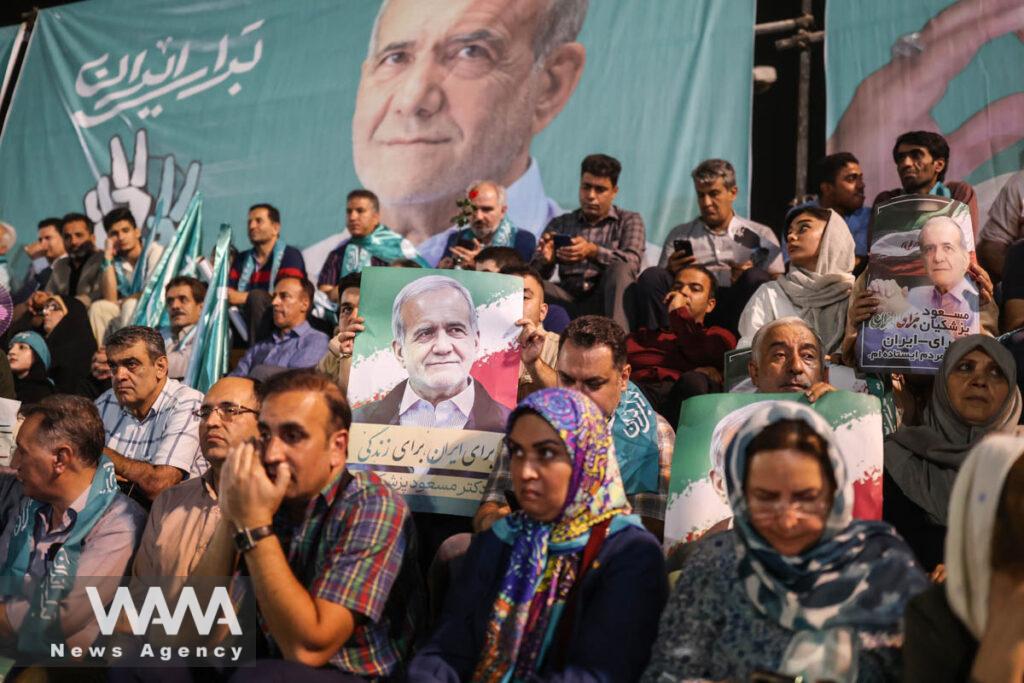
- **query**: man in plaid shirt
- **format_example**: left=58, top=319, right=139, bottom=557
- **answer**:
left=207, top=369, right=421, bottom=679
left=531, top=154, right=645, bottom=332
left=95, top=325, right=203, bottom=502
left=474, top=316, right=674, bottom=541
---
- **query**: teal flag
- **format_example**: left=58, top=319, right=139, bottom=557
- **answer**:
left=826, top=0, right=1024, bottom=223
left=184, top=223, right=232, bottom=393
left=0, top=0, right=754, bottom=279
left=132, top=193, right=202, bottom=328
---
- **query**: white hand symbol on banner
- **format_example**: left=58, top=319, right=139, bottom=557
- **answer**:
left=84, top=128, right=200, bottom=245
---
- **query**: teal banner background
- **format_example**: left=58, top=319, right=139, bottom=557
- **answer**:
left=0, top=0, right=754, bottom=279
left=826, top=0, right=1024, bottom=221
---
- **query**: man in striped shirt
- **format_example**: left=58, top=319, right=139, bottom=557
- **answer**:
left=95, top=325, right=203, bottom=503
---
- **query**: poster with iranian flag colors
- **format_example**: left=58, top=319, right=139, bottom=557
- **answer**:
left=347, top=267, right=522, bottom=516
left=664, top=392, right=883, bottom=550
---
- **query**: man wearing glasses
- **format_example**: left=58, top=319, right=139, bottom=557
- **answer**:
left=131, top=377, right=260, bottom=579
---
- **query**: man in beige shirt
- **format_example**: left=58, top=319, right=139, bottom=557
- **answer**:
left=131, top=377, right=260, bottom=578
left=505, top=265, right=560, bottom=401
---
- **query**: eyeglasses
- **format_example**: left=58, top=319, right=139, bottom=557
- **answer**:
left=748, top=496, right=829, bottom=519
left=42, top=302, right=63, bottom=314
left=192, top=403, right=259, bottom=421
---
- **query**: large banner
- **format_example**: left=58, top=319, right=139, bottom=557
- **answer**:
left=665, top=392, right=883, bottom=550
left=0, top=0, right=754, bottom=281
left=347, top=267, right=521, bottom=517
left=826, top=0, right=1024, bottom=223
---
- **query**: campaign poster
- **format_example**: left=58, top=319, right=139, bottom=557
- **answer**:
left=347, top=267, right=522, bottom=516
left=857, top=196, right=978, bottom=373
left=664, top=392, right=883, bottom=550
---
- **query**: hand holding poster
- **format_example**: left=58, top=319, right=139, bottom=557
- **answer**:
left=347, top=267, right=522, bottom=515
left=857, top=196, right=979, bottom=373
left=664, top=392, right=883, bottom=549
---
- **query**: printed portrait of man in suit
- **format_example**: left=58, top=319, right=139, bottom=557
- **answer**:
left=351, top=274, right=510, bottom=431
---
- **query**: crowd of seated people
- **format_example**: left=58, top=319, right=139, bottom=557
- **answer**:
left=0, top=128, right=1022, bottom=681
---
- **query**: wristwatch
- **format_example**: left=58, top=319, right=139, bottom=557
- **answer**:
left=233, top=525, right=274, bottom=553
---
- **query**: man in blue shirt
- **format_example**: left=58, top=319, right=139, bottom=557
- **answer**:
left=816, top=152, right=870, bottom=264
left=231, top=277, right=328, bottom=382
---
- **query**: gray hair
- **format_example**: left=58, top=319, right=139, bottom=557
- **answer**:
left=691, top=158, right=736, bottom=189
left=367, top=0, right=589, bottom=63
left=105, top=325, right=167, bottom=362
left=391, top=275, right=479, bottom=343
left=467, top=180, right=507, bottom=208
left=919, top=215, right=969, bottom=252
left=750, top=317, right=823, bottom=363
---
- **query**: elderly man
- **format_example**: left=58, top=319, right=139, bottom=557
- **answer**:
left=533, top=154, right=645, bottom=331
left=747, top=317, right=835, bottom=402
left=631, top=158, right=782, bottom=333
left=231, top=277, right=329, bottom=381
left=904, top=216, right=976, bottom=324
left=476, top=315, right=674, bottom=537
left=96, top=326, right=204, bottom=502
left=439, top=181, right=537, bottom=269
left=88, top=207, right=165, bottom=344
left=163, top=275, right=206, bottom=380
left=194, top=370, right=421, bottom=679
left=132, top=377, right=259, bottom=579
left=44, top=212, right=106, bottom=307
left=349, top=0, right=587, bottom=266
left=0, top=395, right=145, bottom=652
left=317, top=190, right=427, bottom=300
left=227, top=204, right=307, bottom=343
left=352, top=275, right=510, bottom=431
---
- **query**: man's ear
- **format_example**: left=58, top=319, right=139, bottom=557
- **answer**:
left=155, top=355, right=169, bottom=380
left=52, top=444, right=73, bottom=475
left=531, top=42, right=586, bottom=135
left=328, top=428, right=349, bottom=469
left=705, top=296, right=717, bottom=315
left=539, top=301, right=549, bottom=321
left=727, top=185, right=739, bottom=201
left=620, top=362, right=631, bottom=392
left=933, top=157, right=946, bottom=178
left=747, top=359, right=758, bottom=383
left=392, top=339, right=405, bottom=366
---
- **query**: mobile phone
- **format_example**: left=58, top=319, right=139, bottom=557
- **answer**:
left=552, top=233, right=574, bottom=249
left=673, top=239, right=694, bottom=257
left=456, top=237, right=477, bottom=250
left=504, top=489, right=521, bottom=511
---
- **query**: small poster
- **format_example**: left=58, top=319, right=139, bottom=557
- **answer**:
left=664, top=392, right=883, bottom=549
left=857, top=196, right=978, bottom=373
left=347, top=267, right=522, bottom=516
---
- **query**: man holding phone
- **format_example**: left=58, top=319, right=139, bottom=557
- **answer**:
left=532, top=154, right=645, bottom=331
left=437, top=181, right=536, bottom=269
left=631, top=158, right=782, bottom=334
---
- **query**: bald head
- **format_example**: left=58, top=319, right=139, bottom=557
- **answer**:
left=199, top=377, right=261, bottom=463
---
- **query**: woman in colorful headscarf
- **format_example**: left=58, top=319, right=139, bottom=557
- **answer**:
left=884, top=334, right=1022, bottom=571
left=738, top=206, right=856, bottom=354
left=409, top=388, right=667, bottom=682
left=903, top=432, right=1024, bottom=681
left=643, top=401, right=928, bottom=683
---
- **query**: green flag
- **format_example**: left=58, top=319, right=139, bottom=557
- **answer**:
left=131, top=193, right=203, bottom=329
left=184, top=224, right=232, bottom=393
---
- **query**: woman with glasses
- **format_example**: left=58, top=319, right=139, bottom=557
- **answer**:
left=643, top=401, right=927, bottom=683
left=409, top=388, right=667, bottom=682
left=36, top=294, right=99, bottom=397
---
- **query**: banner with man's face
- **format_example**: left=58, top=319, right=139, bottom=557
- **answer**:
left=826, top=0, right=1024, bottom=222
left=347, top=267, right=521, bottom=516
left=664, top=392, right=883, bottom=550
left=857, top=196, right=979, bottom=373
left=0, top=0, right=754, bottom=279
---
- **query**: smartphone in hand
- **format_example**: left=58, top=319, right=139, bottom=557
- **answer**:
left=552, top=233, right=574, bottom=249
left=673, top=239, right=694, bottom=257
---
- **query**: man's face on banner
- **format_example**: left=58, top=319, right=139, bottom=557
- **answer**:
left=919, top=217, right=969, bottom=292
left=394, top=286, right=480, bottom=403
left=353, top=0, right=549, bottom=208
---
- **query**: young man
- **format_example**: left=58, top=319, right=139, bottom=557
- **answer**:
left=816, top=152, right=870, bottom=261
left=438, top=181, right=537, bottom=269
left=14, top=217, right=66, bottom=305
left=230, top=277, right=329, bottom=381
left=162, top=275, right=206, bottom=380
left=132, top=377, right=259, bottom=578
left=627, top=264, right=736, bottom=420
left=196, top=370, right=421, bottom=678
left=95, top=326, right=204, bottom=502
left=532, top=154, right=645, bottom=331
left=317, top=190, right=427, bottom=301
left=474, top=246, right=525, bottom=273
left=44, top=212, right=106, bottom=307
left=476, top=315, right=675, bottom=539
left=227, top=204, right=307, bottom=343
left=632, top=158, right=782, bottom=333
left=317, top=272, right=363, bottom=393
left=504, top=264, right=560, bottom=401
left=88, top=207, right=165, bottom=344
left=0, top=395, right=146, bottom=652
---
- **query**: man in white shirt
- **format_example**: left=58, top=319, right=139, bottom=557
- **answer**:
left=162, top=276, right=206, bottom=380
left=630, top=159, right=782, bottom=333
left=351, top=275, right=510, bottom=431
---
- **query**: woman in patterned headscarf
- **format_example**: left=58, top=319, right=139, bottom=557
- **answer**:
left=409, top=388, right=667, bottom=682
left=643, top=401, right=928, bottom=683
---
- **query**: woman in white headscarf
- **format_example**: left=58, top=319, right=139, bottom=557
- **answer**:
left=903, top=432, right=1024, bottom=681
left=738, top=206, right=856, bottom=354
